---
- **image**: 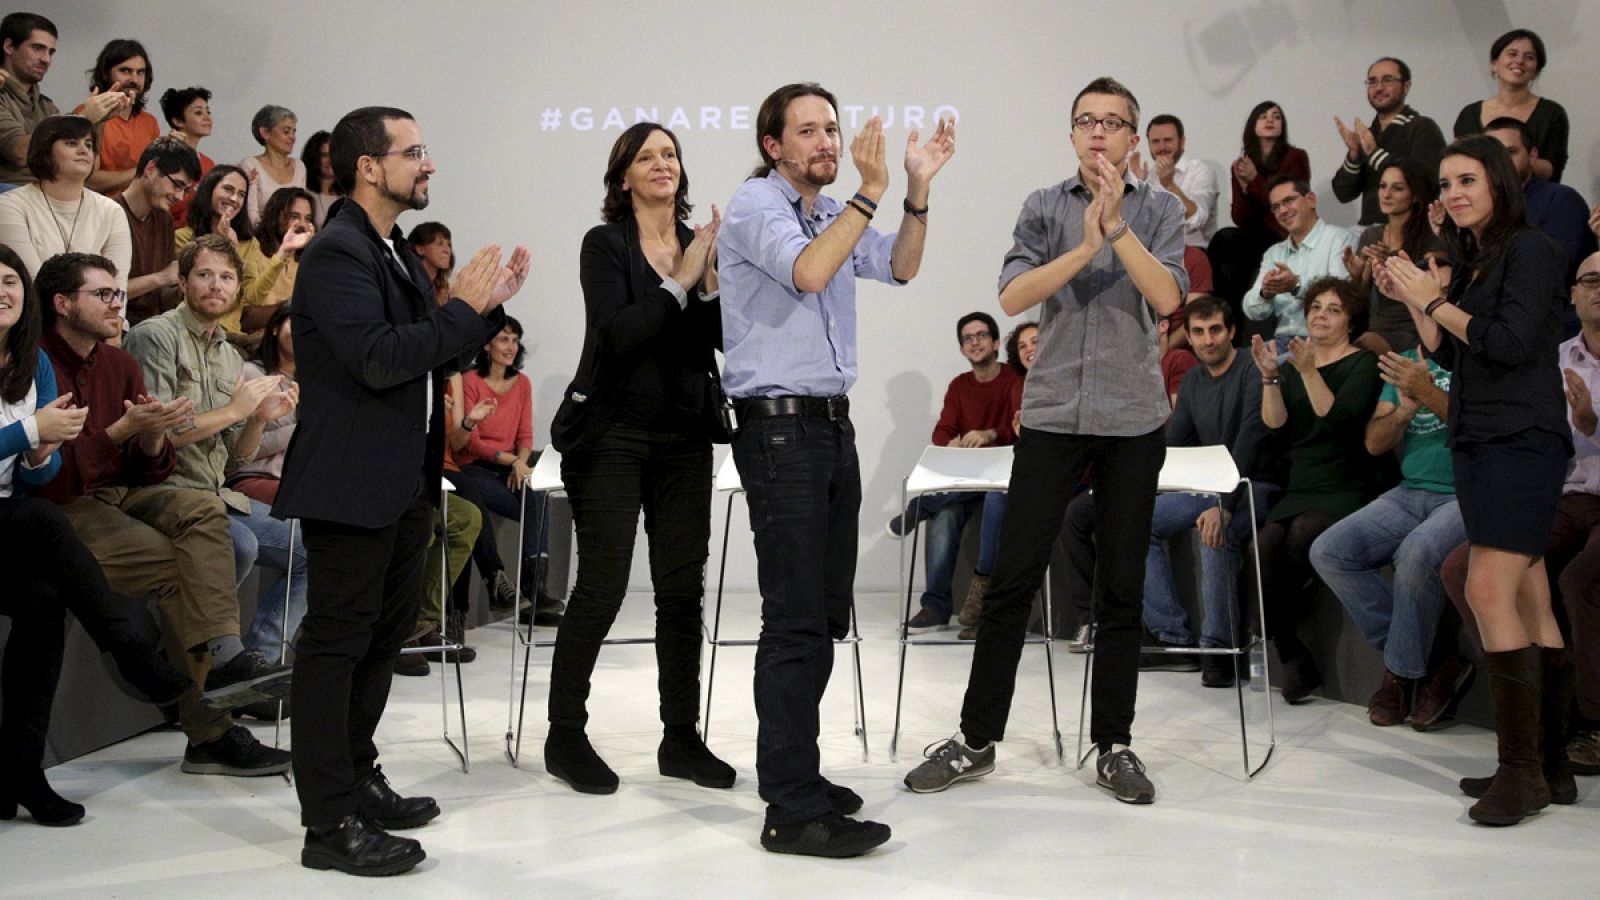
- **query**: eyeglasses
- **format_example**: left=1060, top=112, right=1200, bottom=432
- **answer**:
left=1071, top=114, right=1132, bottom=134
left=1364, top=76, right=1405, bottom=87
left=1575, top=274, right=1600, bottom=290
left=73, top=287, right=126, bottom=305
left=370, top=145, right=430, bottom=162
left=960, top=332, right=995, bottom=344
left=1268, top=194, right=1304, bottom=212
left=162, top=172, right=193, bottom=196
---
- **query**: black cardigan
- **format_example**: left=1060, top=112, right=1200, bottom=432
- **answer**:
left=572, top=217, right=721, bottom=440
left=1432, top=227, right=1570, bottom=451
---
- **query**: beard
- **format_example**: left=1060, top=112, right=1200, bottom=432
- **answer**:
left=381, top=171, right=429, bottom=211
left=65, top=304, right=120, bottom=342
left=784, top=157, right=837, bottom=189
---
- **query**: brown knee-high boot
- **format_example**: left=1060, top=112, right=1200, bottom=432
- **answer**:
left=1464, top=646, right=1550, bottom=826
left=1459, top=645, right=1579, bottom=806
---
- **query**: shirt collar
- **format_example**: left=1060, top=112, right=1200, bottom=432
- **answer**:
left=176, top=300, right=226, bottom=346
left=1564, top=332, right=1600, bottom=366
left=1291, top=218, right=1331, bottom=250
left=764, top=169, right=839, bottom=216
left=41, top=327, right=95, bottom=367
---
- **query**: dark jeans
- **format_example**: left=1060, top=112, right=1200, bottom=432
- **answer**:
left=444, top=459, right=548, bottom=578
left=1254, top=510, right=1336, bottom=663
left=0, top=496, right=181, bottom=769
left=548, top=425, right=711, bottom=731
left=731, top=411, right=859, bottom=826
left=961, top=426, right=1165, bottom=750
left=291, top=493, right=432, bottom=827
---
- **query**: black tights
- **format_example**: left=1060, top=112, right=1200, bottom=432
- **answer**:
left=1253, top=510, right=1335, bottom=663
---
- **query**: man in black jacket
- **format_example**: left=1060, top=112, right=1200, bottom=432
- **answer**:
left=274, top=105, right=529, bottom=877
left=1331, top=57, right=1446, bottom=226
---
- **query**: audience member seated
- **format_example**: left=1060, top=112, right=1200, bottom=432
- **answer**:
left=1330, top=56, right=1446, bottom=227
left=394, top=466, right=483, bottom=677
left=0, top=13, right=129, bottom=187
left=35, top=251, right=292, bottom=776
left=1242, top=176, right=1358, bottom=349
left=1144, top=296, right=1279, bottom=685
left=118, top=135, right=198, bottom=326
left=0, top=116, right=130, bottom=290
left=1439, top=251, right=1600, bottom=781
left=74, top=40, right=158, bottom=197
left=1453, top=28, right=1569, bottom=183
left=1209, top=101, right=1310, bottom=322
left=175, top=165, right=308, bottom=339
left=1483, top=117, right=1595, bottom=294
left=158, top=85, right=214, bottom=227
left=300, top=129, right=342, bottom=227
left=1309, top=287, right=1472, bottom=728
left=443, top=315, right=565, bottom=626
left=1250, top=277, right=1386, bottom=704
left=239, top=105, right=304, bottom=228
left=889, top=312, right=1020, bottom=636
left=1159, top=248, right=1215, bottom=404
left=1340, top=158, right=1443, bottom=354
left=408, top=220, right=453, bottom=305
left=124, top=235, right=306, bottom=671
left=1, top=241, right=192, bottom=826
left=249, top=186, right=315, bottom=321
left=225, top=303, right=294, bottom=507
left=1131, top=113, right=1218, bottom=248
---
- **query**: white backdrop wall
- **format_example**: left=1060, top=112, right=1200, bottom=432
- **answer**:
left=32, top=1, right=1598, bottom=591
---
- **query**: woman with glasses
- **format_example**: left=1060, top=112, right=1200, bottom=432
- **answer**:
left=0, top=116, right=132, bottom=292
left=541, top=122, right=730, bottom=795
left=1454, top=28, right=1569, bottom=183
left=1377, top=135, right=1573, bottom=826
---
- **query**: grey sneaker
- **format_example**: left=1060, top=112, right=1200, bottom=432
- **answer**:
left=903, top=735, right=995, bottom=793
left=1066, top=623, right=1092, bottom=653
left=905, top=607, right=949, bottom=634
left=1095, top=747, right=1155, bottom=804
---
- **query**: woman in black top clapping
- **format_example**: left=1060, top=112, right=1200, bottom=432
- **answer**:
left=1378, top=134, right=1572, bottom=827
left=543, top=122, right=730, bottom=795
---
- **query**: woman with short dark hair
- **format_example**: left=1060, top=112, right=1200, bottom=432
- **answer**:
left=159, top=86, right=214, bottom=227
left=0, top=116, right=131, bottom=290
left=239, top=104, right=305, bottom=228
left=1453, top=29, right=1569, bottom=183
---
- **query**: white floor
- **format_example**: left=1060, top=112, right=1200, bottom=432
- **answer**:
left=6, top=592, right=1598, bottom=899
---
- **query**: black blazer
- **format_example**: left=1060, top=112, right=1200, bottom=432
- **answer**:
left=274, top=201, right=503, bottom=528
left=571, top=217, right=720, bottom=438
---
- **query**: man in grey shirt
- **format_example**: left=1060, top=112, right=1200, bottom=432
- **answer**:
left=905, top=76, right=1187, bottom=804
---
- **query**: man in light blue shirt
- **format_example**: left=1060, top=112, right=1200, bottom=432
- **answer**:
left=1242, top=176, right=1358, bottom=342
left=718, top=81, right=954, bottom=858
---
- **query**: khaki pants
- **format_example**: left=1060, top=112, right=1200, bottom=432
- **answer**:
left=60, top=486, right=241, bottom=745
left=419, top=498, right=482, bottom=628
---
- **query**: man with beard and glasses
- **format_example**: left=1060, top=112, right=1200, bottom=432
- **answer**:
left=0, top=12, right=129, bottom=186
left=904, top=76, right=1185, bottom=807
left=73, top=39, right=159, bottom=197
left=718, top=81, right=954, bottom=858
left=1130, top=114, right=1218, bottom=248
left=273, top=106, right=528, bottom=876
left=1331, top=57, right=1447, bottom=227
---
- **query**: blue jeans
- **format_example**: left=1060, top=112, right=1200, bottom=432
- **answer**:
left=914, top=491, right=985, bottom=618
left=731, top=411, right=859, bottom=826
left=1309, top=486, right=1464, bottom=679
left=1143, top=481, right=1280, bottom=648
left=231, top=498, right=308, bottom=663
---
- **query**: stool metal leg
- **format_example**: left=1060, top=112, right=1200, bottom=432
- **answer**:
left=437, top=491, right=468, bottom=773
left=506, top=484, right=549, bottom=767
left=274, top=518, right=294, bottom=785
left=1040, top=572, right=1062, bottom=762
left=702, top=492, right=736, bottom=742
left=846, top=595, right=868, bottom=762
left=890, top=482, right=917, bottom=761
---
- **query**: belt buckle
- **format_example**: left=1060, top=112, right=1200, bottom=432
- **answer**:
left=825, top=396, right=845, bottom=421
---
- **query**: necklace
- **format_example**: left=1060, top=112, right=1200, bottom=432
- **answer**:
left=48, top=190, right=84, bottom=252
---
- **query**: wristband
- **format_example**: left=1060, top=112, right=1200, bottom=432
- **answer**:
left=1106, top=221, right=1130, bottom=243
left=1424, top=295, right=1449, bottom=317
left=462, top=417, right=478, bottom=432
left=1261, top=377, right=1282, bottom=386
left=903, top=199, right=929, bottom=216
left=851, top=192, right=879, bottom=211
left=845, top=199, right=874, bottom=221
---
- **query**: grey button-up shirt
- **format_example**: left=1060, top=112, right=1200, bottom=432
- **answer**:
left=999, top=172, right=1188, bottom=436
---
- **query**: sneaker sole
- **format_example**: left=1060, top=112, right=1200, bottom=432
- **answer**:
left=1096, top=779, right=1155, bottom=804
left=905, top=623, right=950, bottom=635
left=903, top=761, right=995, bottom=794
left=545, top=762, right=618, bottom=795
left=181, top=758, right=292, bottom=777
left=301, top=846, right=426, bottom=876
left=201, top=669, right=293, bottom=710
left=761, top=829, right=890, bottom=858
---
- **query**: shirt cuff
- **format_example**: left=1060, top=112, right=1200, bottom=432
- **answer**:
left=22, top=414, right=40, bottom=449
left=661, top=277, right=688, bottom=309
left=696, top=287, right=719, bottom=303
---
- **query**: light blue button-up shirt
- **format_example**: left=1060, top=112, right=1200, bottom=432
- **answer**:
left=718, top=170, right=900, bottom=399
left=1241, top=217, right=1358, bottom=338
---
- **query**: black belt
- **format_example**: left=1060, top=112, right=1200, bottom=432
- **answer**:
left=735, top=395, right=850, bottom=421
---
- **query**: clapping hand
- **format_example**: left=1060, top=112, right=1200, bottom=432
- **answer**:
left=1377, top=252, right=1445, bottom=311
left=1427, top=199, right=1447, bottom=235
left=1232, top=155, right=1258, bottom=187
left=35, top=393, right=87, bottom=444
left=1261, top=262, right=1298, bottom=297
left=1353, top=118, right=1377, bottom=155
left=1565, top=368, right=1597, bottom=436
left=1250, top=334, right=1280, bottom=378
left=903, top=116, right=955, bottom=192
left=1378, top=351, right=1431, bottom=411
left=851, top=116, right=889, bottom=197
left=673, top=205, right=721, bottom=289
left=278, top=223, right=315, bottom=258
left=1286, top=336, right=1317, bottom=374
left=1127, top=150, right=1149, bottom=181
left=1334, top=116, right=1362, bottom=158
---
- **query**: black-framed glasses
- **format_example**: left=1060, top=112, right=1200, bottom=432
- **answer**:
left=73, top=287, right=126, bottom=305
left=369, top=145, right=430, bottom=162
left=1364, top=76, right=1404, bottom=87
left=162, top=172, right=193, bottom=196
left=1576, top=274, right=1600, bottom=290
left=960, top=332, right=995, bottom=344
left=1071, top=114, right=1131, bottom=134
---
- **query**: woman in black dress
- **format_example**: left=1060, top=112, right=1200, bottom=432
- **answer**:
left=1452, top=29, right=1569, bottom=183
left=542, top=122, right=732, bottom=794
left=1379, top=134, right=1573, bottom=826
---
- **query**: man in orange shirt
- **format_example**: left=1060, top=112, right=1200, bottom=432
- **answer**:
left=75, top=39, right=159, bottom=197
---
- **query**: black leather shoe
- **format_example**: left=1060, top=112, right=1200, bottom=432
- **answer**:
left=202, top=650, right=292, bottom=708
left=825, top=781, right=863, bottom=816
left=760, top=812, right=891, bottom=858
left=356, top=766, right=440, bottom=830
left=302, top=814, right=425, bottom=876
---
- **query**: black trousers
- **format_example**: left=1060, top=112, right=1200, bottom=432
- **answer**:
left=961, top=426, right=1165, bottom=749
left=731, top=412, right=859, bottom=826
left=291, top=493, right=432, bottom=827
left=548, top=425, right=712, bottom=731
left=1254, top=510, right=1335, bottom=663
left=1, top=496, right=181, bottom=769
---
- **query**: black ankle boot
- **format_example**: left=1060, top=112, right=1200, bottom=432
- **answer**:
left=658, top=726, right=736, bottom=789
left=544, top=728, right=617, bottom=794
left=0, top=765, right=86, bottom=826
